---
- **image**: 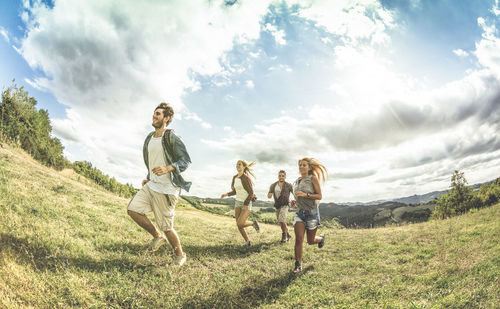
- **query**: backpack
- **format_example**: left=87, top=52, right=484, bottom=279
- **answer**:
left=163, top=129, right=174, bottom=157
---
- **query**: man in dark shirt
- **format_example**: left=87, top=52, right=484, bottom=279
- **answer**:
left=268, top=170, right=294, bottom=243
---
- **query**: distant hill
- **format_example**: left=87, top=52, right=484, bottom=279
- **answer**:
left=317, top=178, right=499, bottom=228
left=319, top=201, right=435, bottom=228
left=343, top=179, right=496, bottom=207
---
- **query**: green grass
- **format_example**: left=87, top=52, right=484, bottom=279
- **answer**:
left=1, top=144, right=499, bottom=308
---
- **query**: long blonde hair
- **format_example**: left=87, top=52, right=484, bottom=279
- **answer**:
left=238, top=160, right=256, bottom=183
left=298, top=157, right=327, bottom=184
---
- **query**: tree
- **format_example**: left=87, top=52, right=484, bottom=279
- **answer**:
left=477, top=180, right=500, bottom=206
left=0, top=84, right=69, bottom=170
left=432, top=170, right=478, bottom=219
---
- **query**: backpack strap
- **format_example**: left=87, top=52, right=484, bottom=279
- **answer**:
left=163, top=129, right=174, bottom=158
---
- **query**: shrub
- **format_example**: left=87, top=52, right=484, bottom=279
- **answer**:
left=0, top=85, right=69, bottom=170
left=433, top=172, right=500, bottom=219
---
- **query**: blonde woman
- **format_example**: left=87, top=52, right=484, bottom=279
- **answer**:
left=221, top=160, right=260, bottom=246
left=291, top=157, right=327, bottom=272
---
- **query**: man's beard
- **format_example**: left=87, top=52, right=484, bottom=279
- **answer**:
left=152, top=120, right=164, bottom=129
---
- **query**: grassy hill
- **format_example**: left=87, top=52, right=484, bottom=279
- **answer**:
left=1, top=144, right=499, bottom=308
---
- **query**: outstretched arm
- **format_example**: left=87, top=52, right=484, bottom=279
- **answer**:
left=221, top=176, right=236, bottom=198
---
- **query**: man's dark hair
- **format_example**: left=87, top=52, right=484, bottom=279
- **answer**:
left=156, top=102, right=174, bottom=126
left=279, top=170, right=286, bottom=175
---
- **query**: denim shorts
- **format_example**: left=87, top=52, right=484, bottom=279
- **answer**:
left=293, top=207, right=321, bottom=230
left=235, top=200, right=252, bottom=211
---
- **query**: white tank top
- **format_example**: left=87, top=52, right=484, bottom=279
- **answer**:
left=234, top=177, right=248, bottom=202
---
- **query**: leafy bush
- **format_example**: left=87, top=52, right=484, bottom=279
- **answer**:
left=72, top=161, right=137, bottom=198
left=0, top=85, right=69, bottom=170
left=433, top=171, right=499, bottom=219
left=477, top=182, right=500, bottom=206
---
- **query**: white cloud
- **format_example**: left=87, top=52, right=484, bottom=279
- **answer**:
left=453, top=48, right=469, bottom=58
left=18, top=0, right=272, bottom=186
left=182, top=111, right=213, bottom=129
left=201, top=2, right=500, bottom=202
left=294, top=0, right=395, bottom=46
left=475, top=18, right=500, bottom=75
left=268, top=64, right=292, bottom=72
left=493, top=0, right=500, bottom=16
left=0, top=26, right=9, bottom=43
left=264, top=23, right=287, bottom=45
left=245, top=80, right=255, bottom=88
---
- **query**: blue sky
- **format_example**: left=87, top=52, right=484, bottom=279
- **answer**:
left=1, top=0, right=499, bottom=203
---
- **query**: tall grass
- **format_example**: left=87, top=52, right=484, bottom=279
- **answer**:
left=1, top=144, right=498, bottom=308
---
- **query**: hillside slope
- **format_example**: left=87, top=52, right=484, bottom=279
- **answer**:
left=0, top=145, right=499, bottom=308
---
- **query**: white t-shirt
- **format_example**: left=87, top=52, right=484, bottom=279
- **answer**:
left=146, top=135, right=180, bottom=197
left=234, top=177, right=248, bottom=202
left=274, top=183, right=282, bottom=199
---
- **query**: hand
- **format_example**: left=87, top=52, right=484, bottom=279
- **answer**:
left=152, top=166, right=172, bottom=176
left=221, top=193, right=227, bottom=199
left=295, top=191, right=307, bottom=198
left=142, top=179, right=149, bottom=186
left=291, top=200, right=297, bottom=208
left=267, top=193, right=273, bottom=199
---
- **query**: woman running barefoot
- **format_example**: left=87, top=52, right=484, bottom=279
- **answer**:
left=291, top=157, right=327, bottom=272
left=221, top=160, right=260, bottom=246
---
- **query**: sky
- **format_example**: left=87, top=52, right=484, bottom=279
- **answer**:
left=1, top=0, right=499, bottom=203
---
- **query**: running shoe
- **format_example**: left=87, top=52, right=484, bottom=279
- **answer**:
left=293, top=261, right=302, bottom=273
left=318, top=233, right=325, bottom=249
left=174, top=253, right=187, bottom=266
left=241, top=240, right=251, bottom=247
left=281, top=232, right=287, bottom=243
left=252, top=220, right=260, bottom=232
left=149, top=236, right=166, bottom=252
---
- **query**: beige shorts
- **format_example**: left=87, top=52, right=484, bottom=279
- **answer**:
left=275, top=206, right=289, bottom=223
left=127, top=184, right=178, bottom=232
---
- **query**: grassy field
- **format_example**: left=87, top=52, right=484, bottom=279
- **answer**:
left=0, top=144, right=499, bottom=308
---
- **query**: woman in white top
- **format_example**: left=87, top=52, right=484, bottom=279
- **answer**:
left=221, top=160, right=260, bottom=246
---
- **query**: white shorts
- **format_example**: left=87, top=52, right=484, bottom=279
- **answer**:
left=127, top=184, right=178, bottom=232
left=235, top=200, right=252, bottom=211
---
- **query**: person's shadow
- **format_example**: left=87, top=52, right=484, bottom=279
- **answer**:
left=0, top=233, right=156, bottom=272
left=181, top=265, right=313, bottom=308
left=182, top=241, right=277, bottom=259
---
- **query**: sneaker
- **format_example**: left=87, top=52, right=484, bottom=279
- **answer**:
left=241, top=240, right=251, bottom=247
left=293, top=261, right=302, bottom=273
left=174, top=253, right=187, bottom=266
left=149, top=237, right=166, bottom=252
left=318, top=234, right=325, bottom=249
left=252, top=220, right=260, bottom=233
left=286, top=232, right=292, bottom=241
left=281, top=232, right=287, bottom=243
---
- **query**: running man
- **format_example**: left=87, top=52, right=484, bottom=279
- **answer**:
left=268, top=170, right=293, bottom=243
left=127, top=102, right=192, bottom=266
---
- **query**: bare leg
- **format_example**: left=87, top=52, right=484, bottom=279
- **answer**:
left=294, top=222, right=306, bottom=262
left=280, top=222, right=288, bottom=233
left=128, top=210, right=161, bottom=238
left=306, top=228, right=322, bottom=245
left=235, top=207, right=253, bottom=241
left=165, top=229, right=183, bottom=256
